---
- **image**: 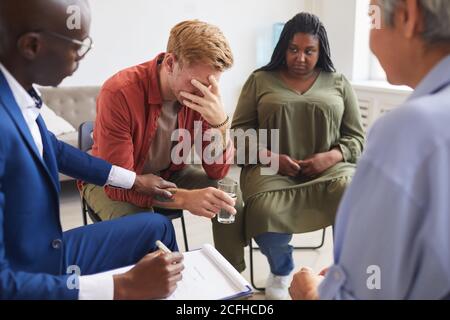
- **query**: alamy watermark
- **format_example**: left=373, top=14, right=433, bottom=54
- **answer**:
left=66, top=265, right=81, bottom=290
left=369, top=5, right=382, bottom=30
left=66, top=5, right=81, bottom=30
left=366, top=265, right=381, bottom=290
left=169, top=121, right=280, bottom=175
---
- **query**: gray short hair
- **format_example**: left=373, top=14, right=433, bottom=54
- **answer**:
left=379, top=0, right=450, bottom=43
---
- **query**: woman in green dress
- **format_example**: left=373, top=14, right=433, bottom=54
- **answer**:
left=231, top=12, right=365, bottom=299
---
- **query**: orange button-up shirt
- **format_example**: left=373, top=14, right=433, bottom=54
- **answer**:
left=91, top=54, right=233, bottom=208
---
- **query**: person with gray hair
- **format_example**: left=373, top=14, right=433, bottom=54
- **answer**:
left=380, top=0, right=450, bottom=42
left=289, top=0, right=450, bottom=299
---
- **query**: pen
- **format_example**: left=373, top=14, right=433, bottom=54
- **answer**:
left=156, top=240, right=172, bottom=254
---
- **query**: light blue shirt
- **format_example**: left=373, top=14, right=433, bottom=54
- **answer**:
left=319, top=55, right=450, bottom=300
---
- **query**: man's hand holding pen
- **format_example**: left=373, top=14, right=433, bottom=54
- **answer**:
left=113, top=241, right=184, bottom=300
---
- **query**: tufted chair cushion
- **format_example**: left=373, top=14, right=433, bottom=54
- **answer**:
left=39, top=86, right=100, bottom=181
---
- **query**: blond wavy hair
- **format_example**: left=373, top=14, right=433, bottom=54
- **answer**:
left=167, top=20, right=234, bottom=71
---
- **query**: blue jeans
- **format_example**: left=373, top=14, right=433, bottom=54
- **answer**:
left=254, top=232, right=293, bottom=276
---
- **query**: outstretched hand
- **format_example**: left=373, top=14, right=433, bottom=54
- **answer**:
left=289, top=267, right=325, bottom=300
left=134, top=174, right=177, bottom=199
left=184, top=187, right=236, bottom=219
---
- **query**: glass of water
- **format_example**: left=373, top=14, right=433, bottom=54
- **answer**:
left=217, top=180, right=238, bottom=224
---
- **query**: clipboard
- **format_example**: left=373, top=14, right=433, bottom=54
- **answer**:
left=102, top=244, right=253, bottom=300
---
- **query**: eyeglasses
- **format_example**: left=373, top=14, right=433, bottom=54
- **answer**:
left=40, top=30, right=94, bottom=58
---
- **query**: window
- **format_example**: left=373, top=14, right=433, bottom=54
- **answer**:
left=354, top=0, right=387, bottom=81
left=273, top=22, right=284, bottom=49
left=256, top=22, right=285, bottom=68
left=368, top=52, right=387, bottom=81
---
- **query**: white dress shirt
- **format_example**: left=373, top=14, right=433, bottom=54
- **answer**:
left=0, top=63, right=135, bottom=300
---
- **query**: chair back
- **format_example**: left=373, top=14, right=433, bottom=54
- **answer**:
left=78, top=121, right=94, bottom=152
left=78, top=120, right=102, bottom=224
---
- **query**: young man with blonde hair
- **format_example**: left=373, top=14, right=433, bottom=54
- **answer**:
left=83, top=20, right=246, bottom=272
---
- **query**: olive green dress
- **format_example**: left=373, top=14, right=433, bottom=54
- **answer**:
left=231, top=70, right=365, bottom=239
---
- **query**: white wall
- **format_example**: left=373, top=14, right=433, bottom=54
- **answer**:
left=304, top=0, right=358, bottom=79
left=62, top=0, right=305, bottom=115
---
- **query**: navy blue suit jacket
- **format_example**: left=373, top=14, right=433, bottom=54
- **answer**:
left=0, top=70, right=112, bottom=299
